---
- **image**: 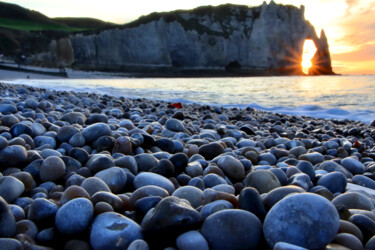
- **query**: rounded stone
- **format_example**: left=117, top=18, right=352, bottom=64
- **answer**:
left=114, top=156, right=138, bottom=174
left=332, top=192, right=375, bottom=210
left=112, top=136, right=133, bottom=155
left=199, top=142, right=225, bottom=160
left=61, top=112, right=87, bottom=125
left=150, top=159, right=175, bottom=178
left=9, top=204, right=25, bottom=221
left=94, top=167, right=127, bottom=193
left=39, top=156, right=66, bottom=182
left=91, top=191, right=123, bottom=211
left=141, top=197, right=201, bottom=247
left=298, top=152, right=324, bottom=165
left=201, top=209, right=262, bottom=250
left=82, top=123, right=111, bottom=143
left=134, top=172, right=175, bottom=194
left=244, top=170, right=281, bottom=194
left=317, top=172, right=347, bottom=194
left=263, top=193, right=340, bottom=249
left=288, top=173, right=313, bottom=191
left=172, top=186, right=203, bottom=208
left=85, top=154, right=115, bottom=173
left=238, top=187, right=267, bottom=219
left=69, top=133, right=86, bottom=147
left=352, top=175, right=375, bottom=189
left=0, top=145, right=28, bottom=166
left=0, top=176, right=25, bottom=203
left=60, top=185, right=91, bottom=205
left=0, top=196, right=16, bottom=237
left=127, top=239, right=149, bottom=250
left=34, top=135, right=57, bottom=149
left=57, top=126, right=80, bottom=143
left=333, top=233, right=363, bottom=250
left=15, top=219, right=38, bottom=239
left=80, top=177, right=111, bottom=196
left=165, top=118, right=184, bottom=132
left=0, top=238, right=23, bottom=249
left=55, top=198, right=94, bottom=235
left=134, top=154, right=159, bottom=172
left=27, top=198, right=58, bottom=225
left=176, top=230, right=209, bottom=250
left=341, top=157, right=365, bottom=175
left=90, top=212, right=143, bottom=249
left=0, top=104, right=17, bottom=114
left=217, top=155, right=245, bottom=181
left=10, top=123, right=33, bottom=137
left=129, top=185, right=169, bottom=207
left=200, top=200, right=233, bottom=219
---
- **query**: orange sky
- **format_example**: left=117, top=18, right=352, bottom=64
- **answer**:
left=3, top=0, right=375, bottom=75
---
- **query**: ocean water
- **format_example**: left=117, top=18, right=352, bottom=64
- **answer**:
left=4, top=75, right=375, bottom=123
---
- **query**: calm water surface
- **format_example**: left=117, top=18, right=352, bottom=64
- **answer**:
left=5, top=75, right=375, bottom=123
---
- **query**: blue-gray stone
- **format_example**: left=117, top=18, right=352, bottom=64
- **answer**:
left=288, top=173, right=313, bottom=191
left=176, top=230, right=209, bottom=250
left=298, top=152, right=324, bottom=165
left=165, top=118, right=184, bottom=132
left=341, top=157, right=366, bottom=175
left=10, top=123, right=33, bottom=137
left=0, top=104, right=17, bottom=114
left=82, top=123, right=111, bottom=143
left=0, top=176, right=25, bottom=203
left=90, top=212, right=143, bottom=249
left=95, top=167, right=127, bottom=193
left=352, top=175, right=375, bottom=189
left=263, top=185, right=305, bottom=209
left=55, top=198, right=94, bottom=234
left=296, top=161, right=316, bottom=182
left=203, top=173, right=227, bottom=188
left=269, top=168, right=288, bottom=186
left=172, top=186, right=203, bottom=208
left=134, top=172, right=175, bottom=194
left=263, top=193, right=340, bottom=249
left=85, top=154, right=115, bottom=173
left=201, top=209, right=262, bottom=250
left=317, top=172, right=347, bottom=194
left=134, top=154, right=159, bottom=172
left=238, top=187, right=267, bottom=219
left=0, top=197, right=16, bottom=237
left=244, top=170, right=281, bottom=194
left=258, top=153, right=277, bottom=165
left=80, top=177, right=111, bottom=196
left=318, top=160, right=352, bottom=178
left=34, top=136, right=56, bottom=149
left=332, top=192, right=375, bottom=210
left=0, top=145, right=28, bottom=166
left=27, top=198, right=58, bottom=225
left=200, top=200, right=233, bottom=219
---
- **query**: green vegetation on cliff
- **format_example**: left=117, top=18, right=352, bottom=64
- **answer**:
left=0, top=1, right=116, bottom=54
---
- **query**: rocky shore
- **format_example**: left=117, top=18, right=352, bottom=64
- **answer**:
left=1, top=81, right=375, bottom=249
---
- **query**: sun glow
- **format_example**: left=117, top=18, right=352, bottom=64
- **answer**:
left=302, top=40, right=317, bottom=74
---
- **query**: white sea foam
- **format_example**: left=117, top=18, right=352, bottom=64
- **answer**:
left=3, top=75, right=375, bottom=123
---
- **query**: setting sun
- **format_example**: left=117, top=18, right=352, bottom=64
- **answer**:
left=301, top=40, right=317, bottom=74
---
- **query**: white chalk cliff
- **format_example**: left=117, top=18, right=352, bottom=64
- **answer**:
left=50, top=2, right=334, bottom=75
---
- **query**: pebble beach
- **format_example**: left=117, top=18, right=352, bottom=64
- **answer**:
left=1, top=81, right=375, bottom=249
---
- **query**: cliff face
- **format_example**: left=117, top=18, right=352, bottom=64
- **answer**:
left=50, top=2, right=333, bottom=75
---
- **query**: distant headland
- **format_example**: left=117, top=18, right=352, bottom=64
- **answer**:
left=0, top=1, right=335, bottom=76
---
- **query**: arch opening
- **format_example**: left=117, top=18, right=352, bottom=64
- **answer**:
left=301, top=39, right=317, bottom=74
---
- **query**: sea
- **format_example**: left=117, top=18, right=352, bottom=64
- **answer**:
left=4, top=74, right=375, bottom=124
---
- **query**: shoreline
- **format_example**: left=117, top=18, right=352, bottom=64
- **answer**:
left=0, top=62, right=345, bottom=81
left=0, top=81, right=375, bottom=249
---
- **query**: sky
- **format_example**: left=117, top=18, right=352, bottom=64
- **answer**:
left=3, top=0, right=375, bottom=75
